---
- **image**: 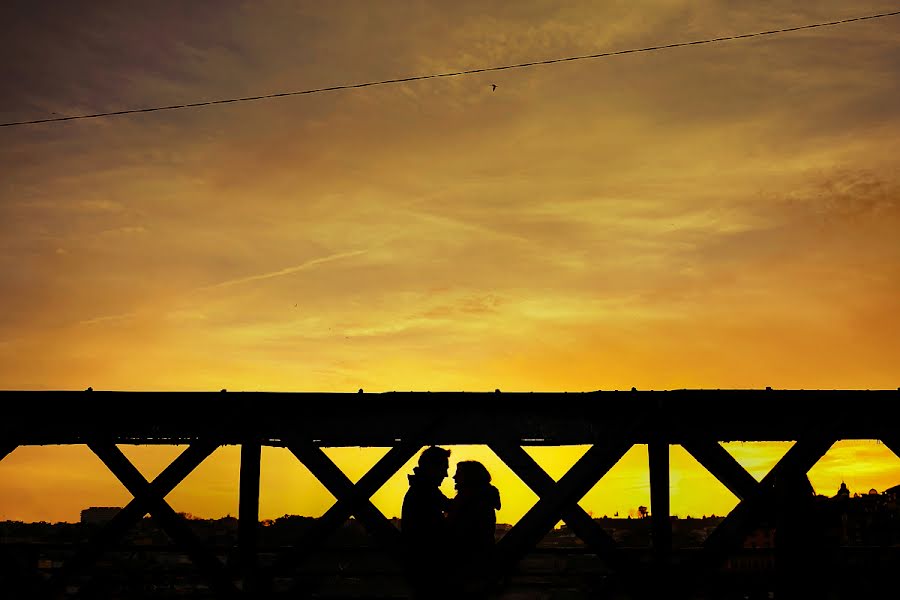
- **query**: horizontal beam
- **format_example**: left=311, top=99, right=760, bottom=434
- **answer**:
left=0, top=389, right=897, bottom=446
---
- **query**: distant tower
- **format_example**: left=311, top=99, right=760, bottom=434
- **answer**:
left=836, top=482, right=850, bottom=499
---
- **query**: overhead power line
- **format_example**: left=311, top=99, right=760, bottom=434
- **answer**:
left=2, top=10, right=899, bottom=129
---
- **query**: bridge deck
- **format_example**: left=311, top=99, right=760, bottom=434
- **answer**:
left=2, top=389, right=897, bottom=445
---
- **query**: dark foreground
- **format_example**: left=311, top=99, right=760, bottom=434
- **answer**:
left=2, top=543, right=897, bottom=599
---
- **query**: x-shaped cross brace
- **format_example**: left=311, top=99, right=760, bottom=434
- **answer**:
left=45, top=441, right=238, bottom=599
left=685, top=433, right=900, bottom=548
left=7, top=428, right=895, bottom=599
left=679, top=434, right=838, bottom=593
left=489, top=441, right=636, bottom=573
left=491, top=435, right=636, bottom=577
left=263, top=438, right=422, bottom=596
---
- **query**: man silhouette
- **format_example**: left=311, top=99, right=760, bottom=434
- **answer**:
left=401, top=446, right=451, bottom=598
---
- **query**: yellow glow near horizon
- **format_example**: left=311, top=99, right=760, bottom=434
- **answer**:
left=1, top=441, right=897, bottom=524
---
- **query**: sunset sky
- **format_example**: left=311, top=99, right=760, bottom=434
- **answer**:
left=1, top=1, right=898, bottom=524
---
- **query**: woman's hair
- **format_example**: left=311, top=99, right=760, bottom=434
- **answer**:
left=455, top=460, right=492, bottom=487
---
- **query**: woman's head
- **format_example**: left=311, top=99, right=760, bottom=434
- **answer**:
left=453, top=460, right=492, bottom=491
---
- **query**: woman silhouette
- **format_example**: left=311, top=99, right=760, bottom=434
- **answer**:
left=447, top=461, right=501, bottom=597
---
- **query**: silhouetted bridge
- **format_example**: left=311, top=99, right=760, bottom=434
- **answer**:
left=2, top=388, right=899, bottom=598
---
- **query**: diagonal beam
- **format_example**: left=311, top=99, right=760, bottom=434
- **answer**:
left=270, top=416, right=445, bottom=592
left=269, top=440, right=421, bottom=578
left=682, top=440, right=759, bottom=501
left=272, top=439, right=422, bottom=597
left=274, top=441, right=423, bottom=598
left=697, top=435, right=835, bottom=570
left=0, top=442, right=17, bottom=462
left=89, top=442, right=239, bottom=598
left=489, top=442, right=630, bottom=570
left=287, top=442, right=402, bottom=551
left=495, top=436, right=634, bottom=573
left=881, top=435, right=900, bottom=462
left=47, top=442, right=217, bottom=597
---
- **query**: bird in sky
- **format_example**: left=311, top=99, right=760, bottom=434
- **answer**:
left=491, top=84, right=497, bottom=91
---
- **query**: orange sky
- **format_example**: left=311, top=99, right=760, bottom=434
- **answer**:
left=1, top=1, right=898, bottom=523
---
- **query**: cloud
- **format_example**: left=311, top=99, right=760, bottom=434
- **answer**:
left=77, top=200, right=127, bottom=214
left=195, top=249, right=369, bottom=291
left=78, top=312, right=136, bottom=326
left=99, top=225, right=147, bottom=236
left=420, top=294, right=504, bottom=319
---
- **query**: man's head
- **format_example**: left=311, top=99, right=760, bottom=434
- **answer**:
left=416, top=446, right=450, bottom=483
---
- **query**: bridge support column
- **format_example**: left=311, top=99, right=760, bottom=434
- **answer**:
left=239, top=441, right=261, bottom=594
left=649, top=440, right=671, bottom=591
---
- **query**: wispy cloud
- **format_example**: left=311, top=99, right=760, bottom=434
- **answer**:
left=196, top=249, right=368, bottom=291
left=79, top=312, right=136, bottom=326
left=99, top=225, right=147, bottom=236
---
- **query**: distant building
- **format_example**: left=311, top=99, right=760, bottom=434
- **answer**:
left=80, top=506, right=121, bottom=525
left=885, top=484, right=900, bottom=500
left=835, top=482, right=850, bottom=499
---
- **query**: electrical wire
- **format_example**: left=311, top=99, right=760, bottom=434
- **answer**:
left=2, top=10, right=898, bottom=129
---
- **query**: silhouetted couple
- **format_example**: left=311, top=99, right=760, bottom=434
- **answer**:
left=401, top=446, right=501, bottom=599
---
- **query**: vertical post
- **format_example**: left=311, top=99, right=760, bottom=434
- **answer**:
left=239, top=441, right=261, bottom=593
left=649, top=440, right=671, bottom=571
